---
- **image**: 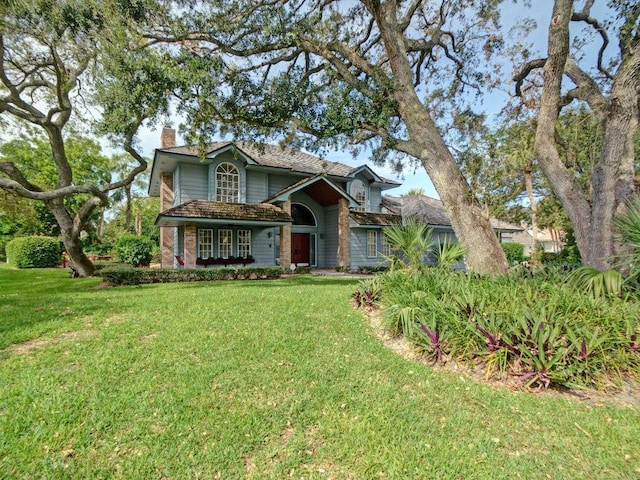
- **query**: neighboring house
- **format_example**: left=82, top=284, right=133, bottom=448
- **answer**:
left=382, top=194, right=523, bottom=265
left=149, top=128, right=402, bottom=270
left=508, top=228, right=566, bottom=256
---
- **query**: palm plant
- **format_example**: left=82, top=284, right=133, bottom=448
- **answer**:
left=567, top=266, right=623, bottom=299
left=434, top=236, right=466, bottom=269
left=382, top=217, right=432, bottom=270
left=613, top=196, right=640, bottom=289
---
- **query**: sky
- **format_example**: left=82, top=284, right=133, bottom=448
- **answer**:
left=132, top=2, right=559, bottom=198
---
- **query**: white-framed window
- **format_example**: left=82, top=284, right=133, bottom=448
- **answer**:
left=215, top=163, right=239, bottom=202
left=237, top=230, right=251, bottom=258
left=367, top=230, right=377, bottom=258
left=198, top=229, right=214, bottom=259
left=351, top=180, right=367, bottom=212
left=218, top=229, right=233, bottom=258
left=380, top=232, right=391, bottom=256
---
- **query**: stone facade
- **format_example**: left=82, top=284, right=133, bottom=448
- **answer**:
left=337, top=198, right=350, bottom=267
left=279, top=199, right=291, bottom=268
left=160, top=173, right=174, bottom=268
left=184, top=223, right=197, bottom=268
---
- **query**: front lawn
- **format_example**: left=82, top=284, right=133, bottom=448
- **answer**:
left=1, top=265, right=639, bottom=478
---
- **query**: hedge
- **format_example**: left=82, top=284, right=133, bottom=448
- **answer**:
left=5, top=236, right=61, bottom=268
left=99, top=266, right=288, bottom=286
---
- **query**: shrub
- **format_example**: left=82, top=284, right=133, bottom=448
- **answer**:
left=5, top=236, right=61, bottom=268
left=501, top=242, right=524, bottom=265
left=369, top=268, right=640, bottom=391
left=556, top=245, right=581, bottom=264
left=115, top=235, right=154, bottom=266
left=99, top=266, right=287, bottom=286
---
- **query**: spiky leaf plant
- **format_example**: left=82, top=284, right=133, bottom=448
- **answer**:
left=613, top=196, right=640, bottom=289
left=382, top=217, right=432, bottom=271
left=567, top=267, right=623, bottom=299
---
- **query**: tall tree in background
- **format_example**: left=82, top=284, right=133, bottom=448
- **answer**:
left=0, top=131, right=114, bottom=244
left=515, top=0, right=639, bottom=270
left=145, top=0, right=510, bottom=273
left=0, top=0, right=161, bottom=276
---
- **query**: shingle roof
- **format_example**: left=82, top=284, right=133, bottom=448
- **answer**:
left=349, top=211, right=402, bottom=227
left=159, top=141, right=400, bottom=184
left=383, top=195, right=523, bottom=232
left=383, top=195, right=452, bottom=226
left=159, top=200, right=293, bottom=223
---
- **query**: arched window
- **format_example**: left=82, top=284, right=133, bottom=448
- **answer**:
left=351, top=180, right=367, bottom=211
left=291, top=203, right=316, bottom=226
left=215, top=163, right=239, bottom=202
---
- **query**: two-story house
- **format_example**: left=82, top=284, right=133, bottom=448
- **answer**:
left=149, top=128, right=402, bottom=270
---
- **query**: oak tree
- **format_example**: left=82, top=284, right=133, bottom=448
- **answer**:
left=0, top=0, right=158, bottom=276
left=515, top=0, right=640, bottom=270
left=146, top=0, right=510, bottom=273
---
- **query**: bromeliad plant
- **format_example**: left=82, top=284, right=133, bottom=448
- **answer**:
left=416, top=322, right=444, bottom=364
left=506, top=310, right=572, bottom=389
left=357, top=263, right=640, bottom=391
left=352, top=276, right=383, bottom=309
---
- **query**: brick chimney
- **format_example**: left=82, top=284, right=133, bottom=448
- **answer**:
left=161, top=126, right=176, bottom=149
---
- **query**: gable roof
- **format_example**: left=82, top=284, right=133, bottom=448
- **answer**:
left=155, top=200, right=293, bottom=227
left=149, top=141, right=400, bottom=196
left=264, top=174, right=359, bottom=207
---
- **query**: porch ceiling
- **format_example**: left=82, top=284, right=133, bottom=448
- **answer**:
left=303, top=181, right=345, bottom=206
left=265, top=174, right=359, bottom=208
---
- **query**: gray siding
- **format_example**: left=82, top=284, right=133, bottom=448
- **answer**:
left=172, top=167, right=181, bottom=206
left=324, top=205, right=339, bottom=268
left=179, top=163, right=208, bottom=202
left=250, top=228, right=277, bottom=266
left=350, top=228, right=386, bottom=269
left=268, top=174, right=297, bottom=196
left=246, top=170, right=268, bottom=203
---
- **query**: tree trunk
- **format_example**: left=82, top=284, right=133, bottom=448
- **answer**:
left=48, top=199, right=95, bottom=277
left=371, top=1, right=508, bottom=274
left=534, top=0, right=592, bottom=260
left=125, top=184, right=132, bottom=232
left=524, top=164, right=539, bottom=249
left=587, top=56, right=639, bottom=269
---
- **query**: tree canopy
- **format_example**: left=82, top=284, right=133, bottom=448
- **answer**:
left=134, top=0, right=512, bottom=273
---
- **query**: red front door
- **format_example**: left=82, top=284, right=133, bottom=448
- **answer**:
left=291, top=233, right=310, bottom=264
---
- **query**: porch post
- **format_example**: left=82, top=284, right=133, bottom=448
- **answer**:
left=160, top=173, right=174, bottom=268
left=184, top=223, right=197, bottom=268
left=280, top=199, right=291, bottom=268
left=337, top=198, right=350, bottom=269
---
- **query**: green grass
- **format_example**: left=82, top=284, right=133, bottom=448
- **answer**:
left=1, top=265, right=639, bottom=479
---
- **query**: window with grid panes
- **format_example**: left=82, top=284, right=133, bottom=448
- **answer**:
left=351, top=180, right=367, bottom=211
left=218, top=229, right=233, bottom=258
left=237, top=230, right=251, bottom=258
left=215, top=163, right=239, bottom=202
left=380, top=232, right=391, bottom=256
left=198, top=229, right=213, bottom=259
left=367, top=230, right=377, bottom=257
